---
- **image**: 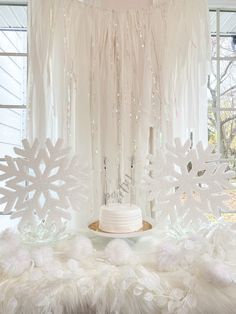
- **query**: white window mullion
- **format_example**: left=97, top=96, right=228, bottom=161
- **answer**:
left=216, top=9, right=221, bottom=155
left=0, top=52, right=27, bottom=57
left=0, top=104, right=26, bottom=108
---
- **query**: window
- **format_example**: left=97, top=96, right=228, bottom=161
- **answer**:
left=208, top=9, right=236, bottom=212
left=0, top=4, right=27, bottom=214
left=0, top=4, right=27, bottom=160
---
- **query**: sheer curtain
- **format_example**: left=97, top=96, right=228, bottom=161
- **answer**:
left=28, top=0, right=211, bottom=221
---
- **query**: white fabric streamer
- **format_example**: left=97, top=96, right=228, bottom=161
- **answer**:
left=28, top=0, right=211, bottom=217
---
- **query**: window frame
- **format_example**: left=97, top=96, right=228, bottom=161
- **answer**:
left=209, top=8, right=236, bottom=215
left=0, top=2, right=27, bottom=162
left=209, top=8, right=236, bottom=162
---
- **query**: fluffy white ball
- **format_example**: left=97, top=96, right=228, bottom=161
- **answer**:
left=69, top=236, right=94, bottom=260
left=1, top=248, right=31, bottom=277
left=104, top=239, right=133, bottom=266
left=31, top=246, right=54, bottom=267
left=155, top=242, right=181, bottom=271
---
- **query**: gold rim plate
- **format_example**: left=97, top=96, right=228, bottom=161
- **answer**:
left=88, top=219, right=154, bottom=238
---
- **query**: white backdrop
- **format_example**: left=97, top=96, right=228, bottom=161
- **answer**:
left=27, top=0, right=211, bottom=219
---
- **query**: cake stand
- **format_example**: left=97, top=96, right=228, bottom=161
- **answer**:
left=87, top=218, right=155, bottom=238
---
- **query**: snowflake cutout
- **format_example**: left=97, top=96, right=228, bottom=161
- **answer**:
left=145, top=138, right=235, bottom=224
left=0, top=138, right=89, bottom=240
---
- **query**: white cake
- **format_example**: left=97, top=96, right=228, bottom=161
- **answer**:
left=99, top=203, right=143, bottom=233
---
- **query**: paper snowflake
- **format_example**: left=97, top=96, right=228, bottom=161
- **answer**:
left=0, top=139, right=89, bottom=240
left=145, top=138, right=235, bottom=224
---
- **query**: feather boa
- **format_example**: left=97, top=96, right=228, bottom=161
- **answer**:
left=0, top=222, right=235, bottom=314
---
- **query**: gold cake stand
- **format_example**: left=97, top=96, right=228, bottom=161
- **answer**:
left=88, top=219, right=155, bottom=238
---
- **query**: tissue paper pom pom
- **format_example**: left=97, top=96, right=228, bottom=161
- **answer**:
left=70, top=236, right=94, bottom=260
left=1, top=248, right=31, bottom=276
left=200, top=257, right=233, bottom=286
left=105, top=239, right=133, bottom=266
left=31, top=246, right=54, bottom=267
left=155, top=242, right=181, bottom=271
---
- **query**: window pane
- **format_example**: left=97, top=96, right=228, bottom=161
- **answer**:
left=220, top=11, right=236, bottom=57
left=211, top=36, right=217, bottom=58
left=0, top=5, right=27, bottom=54
left=208, top=105, right=217, bottom=146
left=0, top=108, right=26, bottom=158
left=209, top=11, right=217, bottom=58
left=220, top=111, right=236, bottom=158
left=220, top=36, right=236, bottom=58
left=220, top=60, right=236, bottom=109
left=209, top=10, right=217, bottom=34
left=208, top=60, right=218, bottom=146
left=207, top=60, right=217, bottom=103
left=0, top=5, right=27, bottom=28
left=0, top=30, right=27, bottom=54
left=0, top=56, right=27, bottom=106
left=224, top=160, right=236, bottom=213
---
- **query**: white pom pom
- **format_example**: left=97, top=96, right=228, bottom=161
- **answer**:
left=69, top=236, right=94, bottom=260
left=31, top=246, right=54, bottom=267
left=105, top=239, right=133, bottom=266
left=200, top=257, right=233, bottom=286
left=1, top=248, right=31, bottom=276
left=155, top=242, right=181, bottom=271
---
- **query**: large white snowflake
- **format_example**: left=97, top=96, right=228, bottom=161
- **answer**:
left=145, top=138, right=235, bottom=224
left=0, top=139, right=89, bottom=240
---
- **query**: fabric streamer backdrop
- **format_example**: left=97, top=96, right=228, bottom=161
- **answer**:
left=27, top=0, right=211, bottom=220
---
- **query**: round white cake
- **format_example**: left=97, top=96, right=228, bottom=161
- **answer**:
left=99, top=203, right=143, bottom=233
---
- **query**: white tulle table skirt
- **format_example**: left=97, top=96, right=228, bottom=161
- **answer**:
left=0, top=222, right=235, bottom=314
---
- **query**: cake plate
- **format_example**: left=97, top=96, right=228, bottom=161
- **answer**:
left=88, top=218, right=155, bottom=238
